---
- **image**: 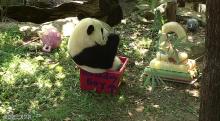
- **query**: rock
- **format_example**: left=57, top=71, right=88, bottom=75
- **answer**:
left=3, top=0, right=123, bottom=26
left=18, top=17, right=81, bottom=38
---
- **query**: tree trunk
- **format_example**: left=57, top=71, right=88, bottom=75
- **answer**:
left=199, top=0, right=220, bottom=121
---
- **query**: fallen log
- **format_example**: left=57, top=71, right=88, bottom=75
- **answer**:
left=3, top=0, right=123, bottom=26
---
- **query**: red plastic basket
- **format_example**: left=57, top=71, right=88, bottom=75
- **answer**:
left=80, top=56, right=128, bottom=94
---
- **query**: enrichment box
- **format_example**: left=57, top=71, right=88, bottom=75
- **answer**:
left=80, top=56, right=128, bottom=94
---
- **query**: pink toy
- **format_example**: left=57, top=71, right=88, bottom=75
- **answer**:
left=41, top=27, right=62, bottom=52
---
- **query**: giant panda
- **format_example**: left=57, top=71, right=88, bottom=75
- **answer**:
left=68, top=18, right=122, bottom=73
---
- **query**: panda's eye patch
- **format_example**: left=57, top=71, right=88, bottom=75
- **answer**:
left=101, top=28, right=103, bottom=35
left=87, top=25, right=94, bottom=35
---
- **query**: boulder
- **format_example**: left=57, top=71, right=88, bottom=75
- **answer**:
left=3, top=0, right=123, bottom=26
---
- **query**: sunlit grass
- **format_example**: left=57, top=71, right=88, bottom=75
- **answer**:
left=19, top=60, right=37, bottom=74
left=0, top=26, right=69, bottom=119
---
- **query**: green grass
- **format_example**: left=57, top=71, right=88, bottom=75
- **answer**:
left=0, top=24, right=200, bottom=121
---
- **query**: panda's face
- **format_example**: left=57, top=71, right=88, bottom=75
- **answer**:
left=68, top=18, right=112, bottom=57
left=86, top=21, right=109, bottom=46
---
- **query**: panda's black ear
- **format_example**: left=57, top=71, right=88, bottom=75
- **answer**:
left=87, top=25, right=94, bottom=35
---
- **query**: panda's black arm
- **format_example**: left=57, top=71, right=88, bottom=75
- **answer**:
left=73, top=34, right=120, bottom=69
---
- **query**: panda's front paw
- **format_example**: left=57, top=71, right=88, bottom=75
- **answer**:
left=107, top=34, right=120, bottom=47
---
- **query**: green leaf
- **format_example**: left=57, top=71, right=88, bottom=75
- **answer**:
left=144, top=76, right=151, bottom=87
left=157, top=76, right=166, bottom=86
left=151, top=76, right=156, bottom=90
left=173, top=49, right=180, bottom=64
left=149, top=0, right=158, bottom=10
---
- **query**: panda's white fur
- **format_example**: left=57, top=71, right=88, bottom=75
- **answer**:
left=68, top=18, right=109, bottom=57
left=68, top=18, right=122, bottom=73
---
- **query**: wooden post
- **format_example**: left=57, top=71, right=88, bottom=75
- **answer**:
left=166, top=0, right=177, bottom=22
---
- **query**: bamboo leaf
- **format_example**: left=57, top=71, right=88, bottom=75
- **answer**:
left=173, top=49, right=179, bottom=64
left=144, top=76, right=151, bottom=87
left=157, top=76, right=166, bottom=86
left=151, top=76, right=156, bottom=90
left=155, top=76, right=160, bottom=85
